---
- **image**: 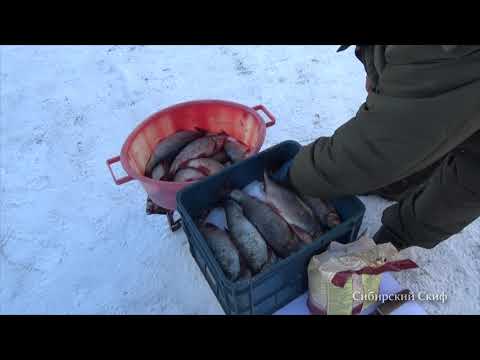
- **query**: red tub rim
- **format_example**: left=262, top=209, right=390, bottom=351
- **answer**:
left=119, top=99, right=273, bottom=187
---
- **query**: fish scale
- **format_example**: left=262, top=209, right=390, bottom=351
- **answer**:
left=300, top=195, right=341, bottom=229
left=263, top=171, right=322, bottom=244
left=174, top=168, right=206, bottom=182
left=200, top=224, right=241, bottom=281
left=169, top=134, right=227, bottom=175
left=225, top=138, right=250, bottom=163
left=184, top=158, right=224, bottom=176
left=229, top=189, right=301, bottom=258
left=225, top=199, right=268, bottom=274
left=144, top=130, right=203, bottom=177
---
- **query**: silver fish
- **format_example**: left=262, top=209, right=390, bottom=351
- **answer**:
left=184, top=158, right=224, bottom=176
left=173, top=168, right=206, bottom=182
left=263, top=171, right=322, bottom=244
left=229, top=189, right=301, bottom=258
left=224, top=199, right=268, bottom=274
left=144, top=130, right=203, bottom=177
left=170, top=134, right=227, bottom=175
left=225, top=138, right=250, bottom=163
left=211, top=150, right=229, bottom=164
left=151, top=162, right=168, bottom=181
left=200, top=224, right=241, bottom=281
left=300, top=195, right=341, bottom=229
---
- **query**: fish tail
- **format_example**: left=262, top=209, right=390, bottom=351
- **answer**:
left=290, top=225, right=313, bottom=244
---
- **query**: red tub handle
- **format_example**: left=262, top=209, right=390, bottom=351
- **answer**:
left=106, top=156, right=134, bottom=185
left=252, top=105, right=276, bottom=128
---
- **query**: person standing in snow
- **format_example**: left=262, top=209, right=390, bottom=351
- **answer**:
left=274, top=45, right=480, bottom=251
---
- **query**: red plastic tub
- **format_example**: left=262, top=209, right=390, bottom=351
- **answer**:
left=106, top=100, right=276, bottom=210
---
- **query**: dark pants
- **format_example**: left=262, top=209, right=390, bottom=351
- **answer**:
left=376, top=131, right=480, bottom=249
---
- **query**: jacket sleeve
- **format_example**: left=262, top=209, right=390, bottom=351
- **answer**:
left=290, top=45, right=480, bottom=200
left=288, top=77, right=480, bottom=200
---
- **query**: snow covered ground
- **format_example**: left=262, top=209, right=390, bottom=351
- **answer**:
left=1, top=45, right=479, bottom=314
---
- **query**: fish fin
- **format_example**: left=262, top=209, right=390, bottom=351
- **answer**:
left=327, top=213, right=342, bottom=228
left=291, top=225, right=314, bottom=244
left=192, top=165, right=211, bottom=176
left=162, top=169, right=175, bottom=182
left=215, top=136, right=227, bottom=152
left=296, top=195, right=316, bottom=218
left=150, top=160, right=169, bottom=181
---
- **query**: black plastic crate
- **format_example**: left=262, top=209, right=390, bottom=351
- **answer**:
left=177, top=140, right=366, bottom=315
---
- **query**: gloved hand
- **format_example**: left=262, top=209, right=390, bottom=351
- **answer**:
left=270, top=159, right=293, bottom=187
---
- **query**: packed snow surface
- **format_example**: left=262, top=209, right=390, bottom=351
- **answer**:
left=1, top=45, right=479, bottom=314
